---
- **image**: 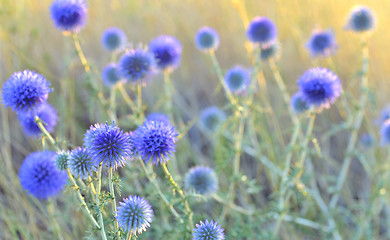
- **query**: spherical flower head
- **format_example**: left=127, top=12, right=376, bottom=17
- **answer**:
left=306, top=29, right=337, bottom=57
left=2, top=70, right=51, bottom=113
left=68, top=147, right=96, bottom=179
left=224, top=66, right=250, bottom=95
left=146, top=113, right=171, bottom=126
left=297, top=68, right=341, bottom=110
left=360, top=133, right=374, bottom=148
left=55, top=150, right=69, bottom=171
left=193, top=219, right=225, bottom=240
left=199, top=106, right=226, bottom=133
left=116, top=195, right=153, bottom=235
left=184, top=166, right=218, bottom=195
left=132, top=120, right=178, bottom=165
left=195, top=27, right=220, bottom=51
left=19, top=151, right=68, bottom=199
left=102, top=63, right=121, bottom=87
left=290, top=92, right=309, bottom=114
left=101, top=27, right=127, bottom=51
left=118, top=48, right=155, bottom=83
left=377, top=105, right=390, bottom=125
left=84, top=122, right=133, bottom=169
left=345, top=6, right=376, bottom=32
left=18, top=103, right=57, bottom=137
left=260, top=41, right=280, bottom=61
left=380, top=120, right=390, bottom=145
left=50, top=0, right=87, bottom=33
left=149, top=35, right=182, bottom=71
left=246, top=16, right=277, bottom=46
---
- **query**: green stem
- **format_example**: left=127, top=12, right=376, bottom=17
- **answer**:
left=46, top=199, right=65, bottom=240
left=329, top=37, right=369, bottom=210
left=117, top=82, right=138, bottom=113
left=163, top=70, right=174, bottom=120
left=72, top=33, right=90, bottom=73
left=137, top=83, right=144, bottom=122
left=109, top=167, right=119, bottom=235
left=138, top=159, right=183, bottom=222
left=208, top=51, right=239, bottom=107
left=96, top=164, right=108, bottom=240
left=161, top=163, right=193, bottom=231
left=110, top=87, right=117, bottom=122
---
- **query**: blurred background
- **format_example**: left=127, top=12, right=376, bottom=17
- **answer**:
left=1, top=0, right=390, bottom=239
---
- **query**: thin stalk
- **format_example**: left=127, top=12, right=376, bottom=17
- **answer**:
left=163, top=70, right=174, bottom=120
left=329, top=37, right=369, bottom=209
left=46, top=199, right=65, bottom=240
left=110, top=87, right=117, bottom=122
left=109, top=167, right=119, bottom=235
left=137, top=83, right=144, bottom=122
left=117, top=82, right=137, bottom=113
left=96, top=164, right=108, bottom=240
left=161, top=163, right=193, bottom=231
left=35, top=116, right=102, bottom=231
left=208, top=51, right=239, bottom=107
left=138, top=159, right=183, bottom=222
left=72, top=33, right=90, bottom=72
left=126, top=231, right=133, bottom=240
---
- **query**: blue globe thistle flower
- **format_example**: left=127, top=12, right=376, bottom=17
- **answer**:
left=55, top=150, right=69, bottom=171
left=297, top=68, right=341, bottom=110
left=68, top=147, right=96, bottom=179
left=360, top=133, right=374, bottom=148
left=2, top=70, right=51, bottom=113
left=18, top=103, right=57, bottom=137
left=132, top=120, right=178, bottom=165
left=50, top=0, right=87, bottom=33
left=224, top=66, right=251, bottom=95
left=101, top=27, right=127, bottom=51
left=19, top=151, right=68, bottom=199
left=146, top=113, right=171, bottom=126
left=260, top=41, right=280, bottom=60
left=102, top=63, right=121, bottom=87
left=246, top=16, right=277, bottom=46
left=195, top=27, right=220, bottom=51
left=116, top=195, right=153, bottom=235
left=306, top=29, right=337, bottom=57
left=380, top=120, right=390, bottom=145
left=290, top=92, right=309, bottom=114
left=345, top=6, right=376, bottom=32
left=184, top=166, right=218, bottom=195
left=193, top=219, right=225, bottom=240
left=199, top=106, right=226, bottom=133
left=149, top=35, right=182, bottom=71
left=377, top=105, right=390, bottom=125
left=84, top=122, right=133, bottom=169
left=118, top=48, right=155, bottom=83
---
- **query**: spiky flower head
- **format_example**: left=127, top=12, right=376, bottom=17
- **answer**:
left=381, top=120, right=390, bottom=145
left=116, top=195, right=153, bottom=235
left=146, top=113, right=171, bottom=126
left=118, top=48, right=155, bottom=83
left=68, top=147, right=96, bottom=179
left=199, top=106, right=226, bottom=133
left=84, top=122, right=133, bottom=169
left=306, top=29, right=337, bottom=57
left=290, top=92, right=309, bottom=114
left=132, top=120, right=178, bottom=165
left=19, top=151, right=68, bottom=199
left=101, top=27, right=127, bottom=51
left=297, top=68, right=341, bottom=110
left=50, top=0, right=87, bottom=33
left=246, top=16, right=277, bottom=46
left=345, top=6, right=376, bottom=32
left=360, top=133, right=374, bottom=148
left=2, top=70, right=51, bottom=113
left=224, top=66, right=250, bottom=95
left=184, top=166, right=218, bottom=195
left=193, top=219, right=225, bottom=240
left=195, top=27, right=220, bottom=51
left=260, top=41, right=280, bottom=60
left=55, top=150, right=69, bottom=171
left=18, top=103, right=57, bottom=137
left=149, top=35, right=182, bottom=71
left=102, top=63, right=121, bottom=87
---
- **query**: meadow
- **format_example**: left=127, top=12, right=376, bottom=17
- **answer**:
left=1, top=0, right=390, bottom=239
